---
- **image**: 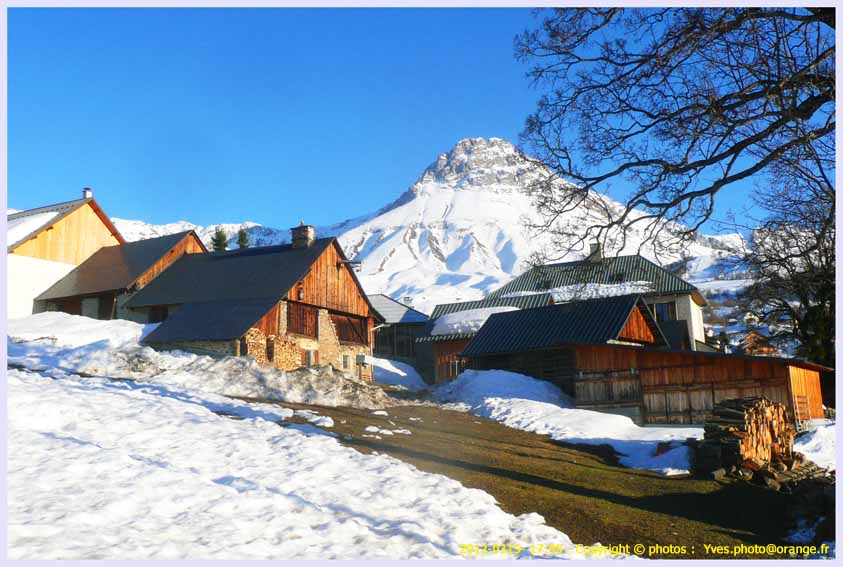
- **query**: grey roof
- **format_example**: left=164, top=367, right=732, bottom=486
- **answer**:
left=486, top=255, right=703, bottom=304
left=37, top=231, right=199, bottom=301
left=143, top=298, right=279, bottom=343
left=7, top=197, right=124, bottom=250
left=368, top=294, right=429, bottom=324
left=125, top=238, right=335, bottom=308
left=429, top=293, right=554, bottom=320
left=461, top=294, right=667, bottom=357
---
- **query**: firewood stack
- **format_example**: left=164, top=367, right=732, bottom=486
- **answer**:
left=699, top=397, right=795, bottom=470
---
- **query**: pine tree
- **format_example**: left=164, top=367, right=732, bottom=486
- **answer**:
left=237, top=228, right=250, bottom=249
left=211, top=227, right=228, bottom=252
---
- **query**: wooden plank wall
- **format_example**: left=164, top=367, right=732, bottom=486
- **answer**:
left=433, top=339, right=471, bottom=383
left=287, top=242, right=370, bottom=318
left=135, top=233, right=206, bottom=288
left=788, top=366, right=825, bottom=420
left=574, top=344, right=809, bottom=424
left=253, top=303, right=281, bottom=337
left=11, top=204, right=122, bottom=264
left=617, top=305, right=657, bottom=344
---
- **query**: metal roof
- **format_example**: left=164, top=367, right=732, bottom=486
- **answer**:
left=368, top=294, right=430, bottom=324
left=429, top=293, right=554, bottom=319
left=486, top=255, right=703, bottom=304
left=37, top=231, right=201, bottom=301
left=7, top=197, right=125, bottom=250
left=124, top=238, right=335, bottom=308
left=461, top=294, right=666, bottom=357
left=143, top=298, right=279, bottom=343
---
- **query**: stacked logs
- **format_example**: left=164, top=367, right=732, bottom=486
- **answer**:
left=696, top=397, right=795, bottom=472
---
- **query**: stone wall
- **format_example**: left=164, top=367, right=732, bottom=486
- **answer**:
left=115, top=292, right=151, bottom=324
left=237, top=300, right=373, bottom=381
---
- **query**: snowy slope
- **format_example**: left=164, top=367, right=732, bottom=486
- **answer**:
left=8, top=314, right=622, bottom=559
left=105, top=137, right=744, bottom=314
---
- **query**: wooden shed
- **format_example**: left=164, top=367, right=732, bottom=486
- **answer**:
left=461, top=294, right=828, bottom=426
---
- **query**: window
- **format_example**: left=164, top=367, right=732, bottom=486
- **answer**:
left=301, top=349, right=319, bottom=367
left=342, top=354, right=350, bottom=370
left=651, top=302, right=676, bottom=322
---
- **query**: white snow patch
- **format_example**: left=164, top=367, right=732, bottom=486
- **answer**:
left=364, top=425, right=394, bottom=436
left=503, top=282, right=654, bottom=302
left=794, top=423, right=836, bottom=471
left=371, top=410, right=389, bottom=416
left=370, top=357, right=428, bottom=391
left=431, top=306, right=519, bottom=336
left=434, top=370, right=702, bottom=475
left=7, top=211, right=59, bottom=247
left=294, top=410, right=334, bottom=428
left=9, top=367, right=613, bottom=559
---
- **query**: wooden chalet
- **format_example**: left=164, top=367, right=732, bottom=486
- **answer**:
left=419, top=293, right=554, bottom=383
left=7, top=188, right=125, bottom=319
left=461, top=295, right=828, bottom=426
left=35, top=231, right=207, bottom=320
left=124, top=224, right=383, bottom=381
left=486, top=246, right=710, bottom=350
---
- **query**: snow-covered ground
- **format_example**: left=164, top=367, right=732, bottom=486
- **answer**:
left=794, top=423, right=836, bottom=471
left=7, top=314, right=620, bottom=559
left=8, top=313, right=391, bottom=409
left=370, top=357, right=428, bottom=392
left=433, top=370, right=702, bottom=476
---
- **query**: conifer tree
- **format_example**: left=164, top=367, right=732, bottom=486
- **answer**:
left=211, top=227, right=228, bottom=252
left=237, top=228, right=250, bottom=249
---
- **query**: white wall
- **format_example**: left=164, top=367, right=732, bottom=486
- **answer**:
left=6, top=254, right=76, bottom=320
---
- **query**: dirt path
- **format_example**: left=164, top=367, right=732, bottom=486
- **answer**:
left=259, top=400, right=792, bottom=559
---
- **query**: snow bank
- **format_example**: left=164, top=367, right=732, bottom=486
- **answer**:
left=434, top=370, right=702, bottom=475
left=8, top=367, right=614, bottom=559
left=370, top=357, right=428, bottom=391
left=795, top=423, right=836, bottom=471
left=430, top=306, right=519, bottom=336
left=8, top=313, right=390, bottom=410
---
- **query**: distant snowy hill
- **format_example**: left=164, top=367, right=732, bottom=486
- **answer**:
left=110, top=137, right=745, bottom=315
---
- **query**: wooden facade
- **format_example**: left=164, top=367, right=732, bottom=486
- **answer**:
left=133, top=233, right=206, bottom=289
left=10, top=201, right=123, bottom=265
left=286, top=241, right=371, bottom=318
left=433, top=339, right=471, bottom=383
left=469, top=342, right=826, bottom=425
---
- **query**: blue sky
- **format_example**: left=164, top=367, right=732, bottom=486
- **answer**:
left=10, top=8, right=744, bottom=231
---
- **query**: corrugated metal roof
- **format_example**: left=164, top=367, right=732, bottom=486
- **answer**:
left=461, top=294, right=665, bottom=357
left=486, top=255, right=698, bottom=300
left=7, top=197, right=125, bottom=250
left=37, top=231, right=199, bottom=301
left=143, top=298, right=279, bottom=343
left=368, top=294, right=430, bottom=324
left=429, top=293, right=554, bottom=319
left=416, top=332, right=476, bottom=343
left=124, top=238, right=335, bottom=308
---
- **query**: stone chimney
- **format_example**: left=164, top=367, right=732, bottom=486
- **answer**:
left=588, top=241, right=603, bottom=263
left=82, top=187, right=93, bottom=199
left=291, top=221, right=315, bottom=248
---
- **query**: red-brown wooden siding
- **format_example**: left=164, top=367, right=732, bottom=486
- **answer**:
left=433, top=339, right=471, bottom=383
left=617, top=304, right=657, bottom=344
left=134, top=232, right=206, bottom=289
left=286, top=241, right=371, bottom=318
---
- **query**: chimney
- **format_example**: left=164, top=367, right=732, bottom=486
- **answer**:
left=588, top=241, right=604, bottom=263
left=291, top=221, right=315, bottom=248
left=82, top=187, right=93, bottom=199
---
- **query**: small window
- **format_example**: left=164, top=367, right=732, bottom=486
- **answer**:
left=342, top=354, right=350, bottom=370
left=652, top=302, right=676, bottom=322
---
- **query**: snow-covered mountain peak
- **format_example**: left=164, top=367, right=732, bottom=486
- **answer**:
left=415, top=137, right=536, bottom=194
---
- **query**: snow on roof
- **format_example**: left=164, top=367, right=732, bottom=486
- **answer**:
left=501, top=281, right=654, bottom=303
left=7, top=211, right=60, bottom=249
left=430, top=306, right=519, bottom=336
